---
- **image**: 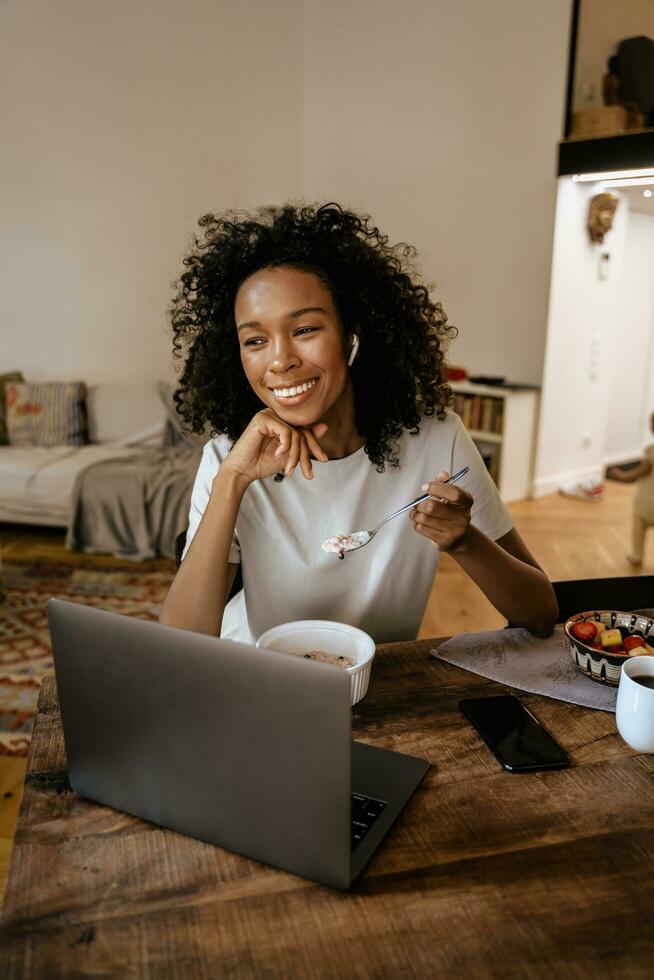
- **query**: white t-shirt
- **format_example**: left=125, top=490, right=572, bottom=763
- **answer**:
left=183, top=411, right=513, bottom=644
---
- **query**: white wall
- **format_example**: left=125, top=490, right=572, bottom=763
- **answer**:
left=534, top=177, right=629, bottom=495
left=0, top=0, right=304, bottom=385
left=604, top=210, right=654, bottom=462
left=574, top=0, right=654, bottom=110
left=536, top=183, right=654, bottom=495
left=1, top=0, right=572, bottom=389
left=302, top=0, right=571, bottom=383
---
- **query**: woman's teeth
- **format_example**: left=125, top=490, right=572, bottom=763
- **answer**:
left=272, top=378, right=318, bottom=399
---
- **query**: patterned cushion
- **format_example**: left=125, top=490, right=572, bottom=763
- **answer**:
left=0, top=371, right=24, bottom=444
left=5, top=381, right=88, bottom=447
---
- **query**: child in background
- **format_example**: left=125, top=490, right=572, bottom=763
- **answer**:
left=608, top=412, right=654, bottom=565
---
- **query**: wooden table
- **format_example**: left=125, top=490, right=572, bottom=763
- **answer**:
left=1, top=638, right=653, bottom=978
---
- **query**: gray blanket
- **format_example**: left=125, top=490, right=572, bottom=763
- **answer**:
left=65, top=447, right=201, bottom=561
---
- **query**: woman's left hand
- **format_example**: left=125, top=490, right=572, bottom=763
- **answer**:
left=410, top=470, right=473, bottom=552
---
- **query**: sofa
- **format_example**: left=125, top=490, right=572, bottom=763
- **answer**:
left=0, top=380, right=202, bottom=559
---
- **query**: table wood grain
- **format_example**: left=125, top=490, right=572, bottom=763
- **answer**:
left=1, top=638, right=653, bottom=978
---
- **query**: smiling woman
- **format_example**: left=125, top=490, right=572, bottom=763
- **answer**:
left=234, top=265, right=362, bottom=471
left=159, top=203, right=558, bottom=643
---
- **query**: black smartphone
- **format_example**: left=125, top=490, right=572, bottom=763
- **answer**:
left=459, top=695, right=569, bottom=773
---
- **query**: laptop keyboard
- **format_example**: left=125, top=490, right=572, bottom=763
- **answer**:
left=351, top=793, right=388, bottom=852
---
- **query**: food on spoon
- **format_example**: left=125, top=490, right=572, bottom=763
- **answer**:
left=600, top=629, right=623, bottom=648
left=322, top=532, right=370, bottom=559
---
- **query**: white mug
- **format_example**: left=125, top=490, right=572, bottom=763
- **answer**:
left=615, top=655, right=654, bottom=753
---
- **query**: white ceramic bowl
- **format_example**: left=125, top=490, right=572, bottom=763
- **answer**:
left=255, top=620, right=376, bottom=705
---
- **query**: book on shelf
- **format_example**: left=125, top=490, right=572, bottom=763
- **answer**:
left=451, top=380, right=538, bottom=501
left=479, top=445, right=501, bottom=484
left=452, top=393, right=503, bottom=435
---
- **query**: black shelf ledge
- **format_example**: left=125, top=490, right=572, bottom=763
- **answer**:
left=558, top=130, right=654, bottom=177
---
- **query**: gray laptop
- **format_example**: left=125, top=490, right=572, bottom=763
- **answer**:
left=47, top=598, right=430, bottom=889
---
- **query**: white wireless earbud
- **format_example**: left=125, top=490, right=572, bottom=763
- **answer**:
left=347, top=334, right=360, bottom=367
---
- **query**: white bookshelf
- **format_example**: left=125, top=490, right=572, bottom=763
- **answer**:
left=450, top=381, right=539, bottom=503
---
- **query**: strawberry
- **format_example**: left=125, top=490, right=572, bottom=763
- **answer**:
left=624, top=635, right=647, bottom=653
left=571, top=621, right=597, bottom=644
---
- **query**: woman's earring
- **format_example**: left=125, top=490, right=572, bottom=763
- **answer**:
left=347, top=334, right=360, bottom=367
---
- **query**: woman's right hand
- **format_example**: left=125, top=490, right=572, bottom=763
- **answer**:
left=220, top=409, right=329, bottom=485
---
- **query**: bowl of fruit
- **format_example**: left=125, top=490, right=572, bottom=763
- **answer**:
left=564, top=610, right=654, bottom=685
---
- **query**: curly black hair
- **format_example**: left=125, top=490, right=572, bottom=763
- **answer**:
left=170, top=202, right=456, bottom=470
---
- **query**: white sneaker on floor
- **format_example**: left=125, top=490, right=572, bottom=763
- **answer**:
left=559, top=479, right=606, bottom=502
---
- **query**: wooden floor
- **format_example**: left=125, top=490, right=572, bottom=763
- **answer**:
left=0, top=481, right=650, bottom=905
left=418, top=480, right=647, bottom=638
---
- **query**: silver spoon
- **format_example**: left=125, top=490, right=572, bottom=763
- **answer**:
left=322, top=465, right=471, bottom=558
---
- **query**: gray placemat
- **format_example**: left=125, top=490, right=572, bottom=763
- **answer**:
left=432, top=626, right=617, bottom=712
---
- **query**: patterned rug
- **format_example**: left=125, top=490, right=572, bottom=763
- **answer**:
left=0, top=560, right=175, bottom=756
